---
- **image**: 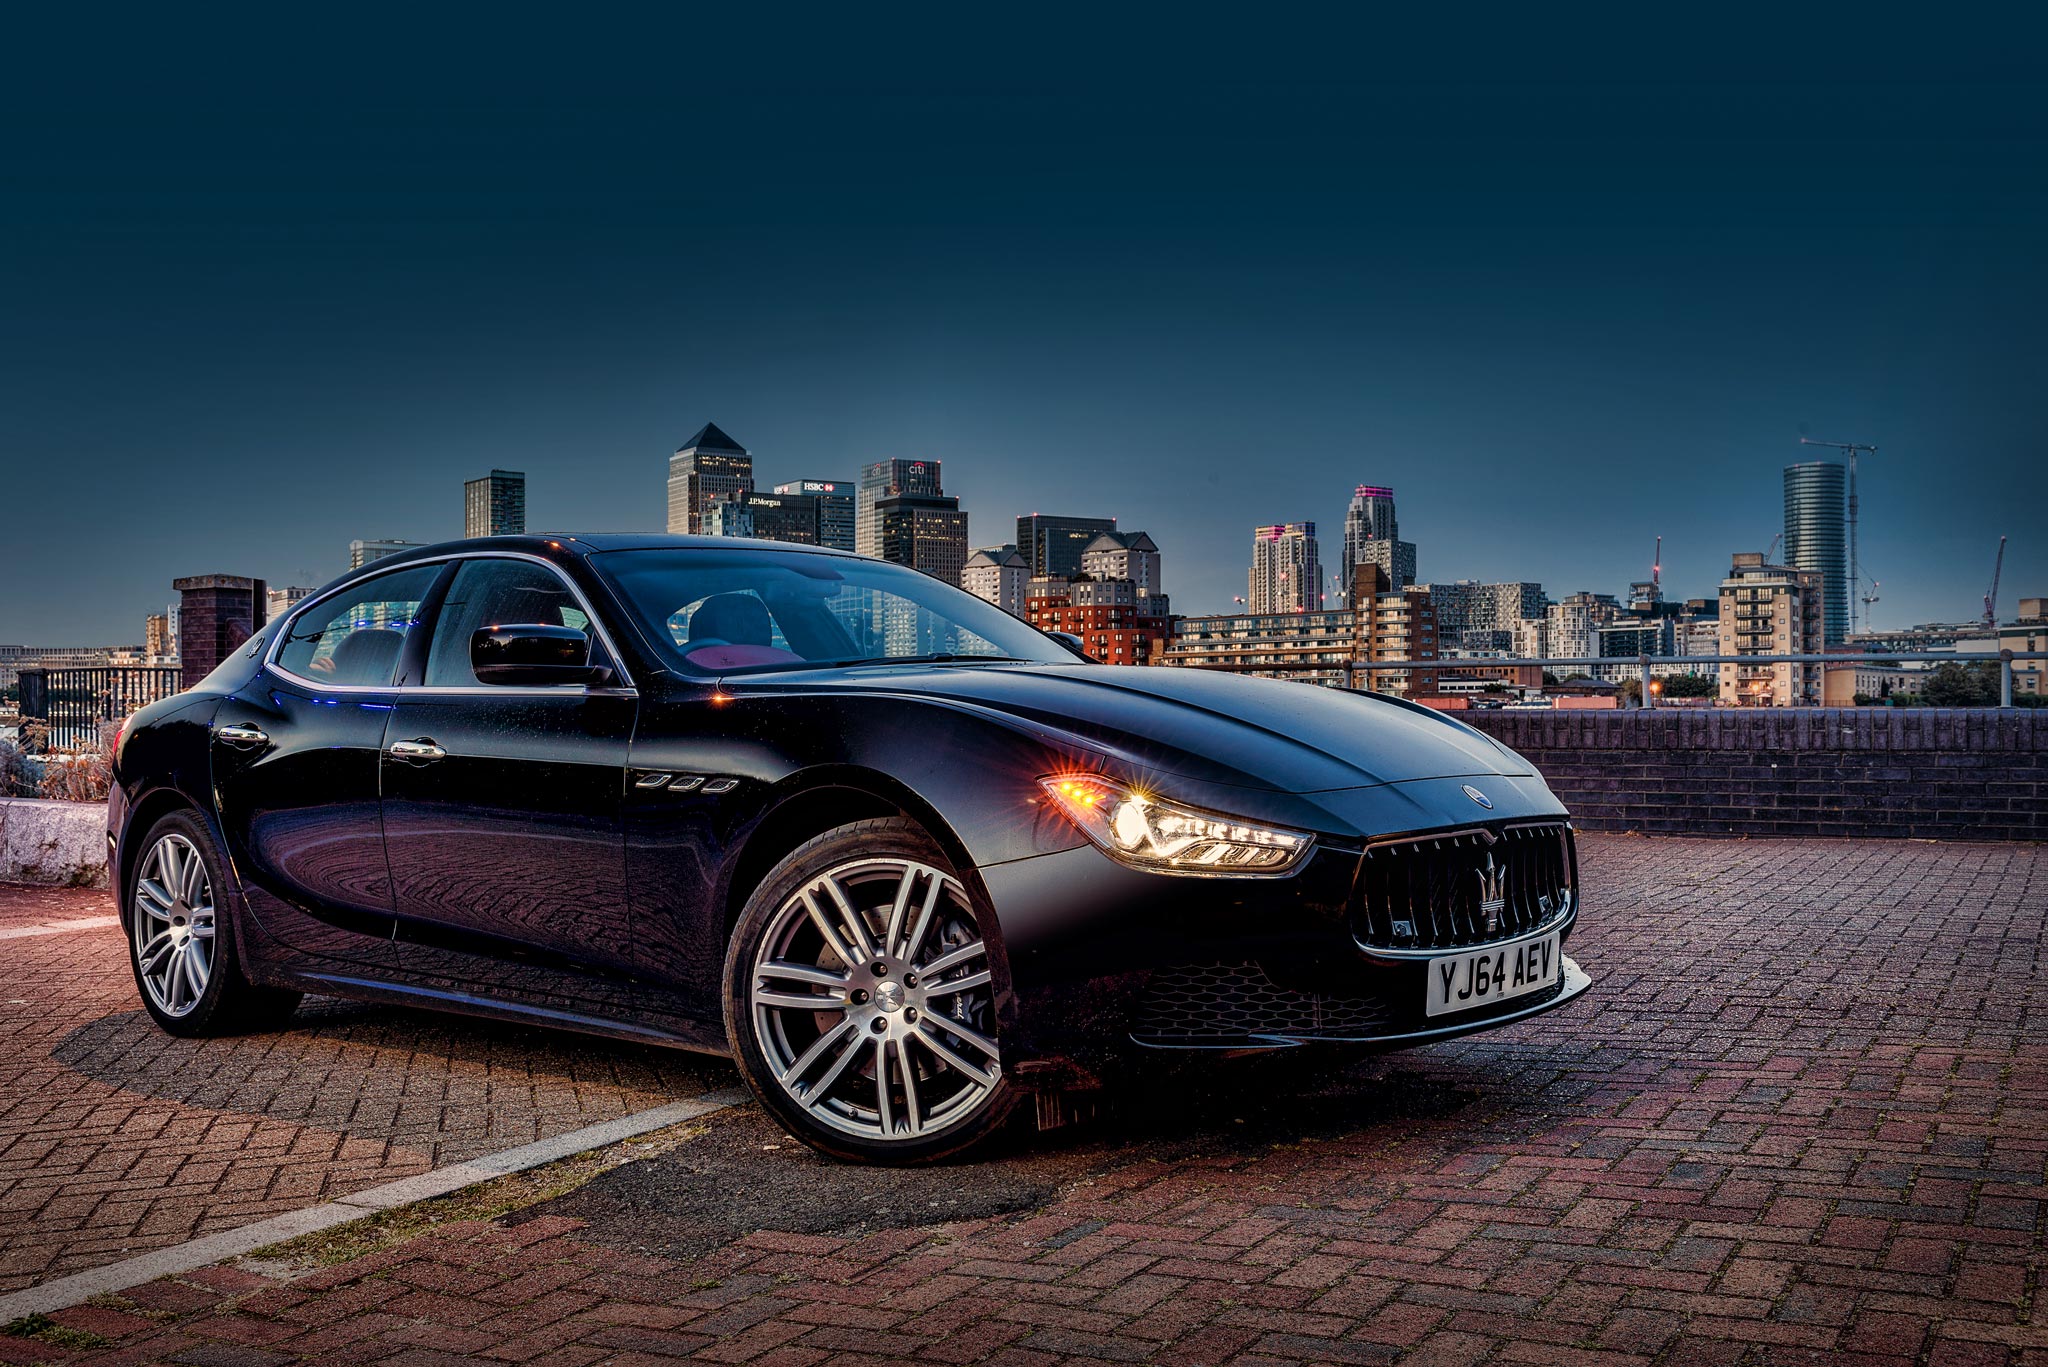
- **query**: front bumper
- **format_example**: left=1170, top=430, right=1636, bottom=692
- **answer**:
left=980, top=824, right=1588, bottom=1082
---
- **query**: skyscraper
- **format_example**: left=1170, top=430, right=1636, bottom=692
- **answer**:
left=464, top=469, right=526, bottom=538
left=876, top=493, right=970, bottom=585
left=1783, top=461, right=1847, bottom=645
left=858, top=460, right=943, bottom=557
left=774, top=479, right=856, bottom=551
left=1340, top=485, right=1417, bottom=594
left=667, top=423, right=754, bottom=535
left=1249, top=523, right=1322, bottom=614
left=1016, top=514, right=1117, bottom=579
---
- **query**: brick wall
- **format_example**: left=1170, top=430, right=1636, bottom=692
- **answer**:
left=173, top=575, right=266, bottom=691
left=1462, top=707, right=2045, bottom=841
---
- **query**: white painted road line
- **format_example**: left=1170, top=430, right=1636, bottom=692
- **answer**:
left=0, top=916, right=119, bottom=941
left=0, top=1086, right=749, bottom=1323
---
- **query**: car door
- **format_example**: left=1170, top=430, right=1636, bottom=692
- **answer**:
left=379, top=556, right=640, bottom=1002
left=212, top=561, right=448, bottom=966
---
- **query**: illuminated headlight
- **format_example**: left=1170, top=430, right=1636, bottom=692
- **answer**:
left=1038, top=775, right=1314, bottom=877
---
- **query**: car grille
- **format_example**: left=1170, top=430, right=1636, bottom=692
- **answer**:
left=1352, top=821, right=1575, bottom=951
left=1131, top=962, right=1395, bottom=1043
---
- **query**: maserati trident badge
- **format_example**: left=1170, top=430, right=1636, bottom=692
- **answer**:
left=1462, top=784, right=1493, bottom=809
left=1478, top=852, right=1507, bottom=933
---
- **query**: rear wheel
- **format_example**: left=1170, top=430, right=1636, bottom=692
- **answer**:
left=723, top=818, right=1018, bottom=1163
left=127, top=811, right=302, bottom=1036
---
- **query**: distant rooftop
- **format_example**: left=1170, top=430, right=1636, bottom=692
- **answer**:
left=678, top=422, right=747, bottom=455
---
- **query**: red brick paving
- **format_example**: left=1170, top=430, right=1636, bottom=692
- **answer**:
left=0, top=885, right=729, bottom=1293
left=6, top=835, right=2047, bottom=1365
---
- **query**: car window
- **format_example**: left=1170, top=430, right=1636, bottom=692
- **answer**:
left=424, top=558, right=602, bottom=687
left=592, top=546, right=1068, bottom=676
left=275, top=565, right=441, bottom=687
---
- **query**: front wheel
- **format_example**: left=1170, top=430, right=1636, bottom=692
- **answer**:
left=126, top=811, right=302, bottom=1036
left=723, top=817, right=1019, bottom=1163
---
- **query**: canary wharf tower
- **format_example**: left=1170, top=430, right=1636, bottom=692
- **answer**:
left=1783, top=461, right=1847, bottom=645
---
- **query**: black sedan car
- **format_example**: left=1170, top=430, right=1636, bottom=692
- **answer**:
left=110, top=535, right=1589, bottom=1162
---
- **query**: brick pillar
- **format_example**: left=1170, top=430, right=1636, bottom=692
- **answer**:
left=173, top=575, right=268, bottom=690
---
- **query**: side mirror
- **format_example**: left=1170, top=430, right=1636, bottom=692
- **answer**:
left=1045, top=630, right=1094, bottom=661
left=471, top=624, right=614, bottom=687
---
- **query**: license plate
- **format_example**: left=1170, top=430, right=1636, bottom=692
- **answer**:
left=1425, top=932, right=1559, bottom=1017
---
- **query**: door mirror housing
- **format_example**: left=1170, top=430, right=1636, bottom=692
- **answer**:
left=471, top=624, right=614, bottom=687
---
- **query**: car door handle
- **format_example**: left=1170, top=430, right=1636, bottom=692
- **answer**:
left=387, top=739, right=447, bottom=763
left=215, top=724, right=269, bottom=749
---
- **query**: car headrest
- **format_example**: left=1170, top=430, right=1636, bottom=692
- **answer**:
left=687, top=593, right=773, bottom=648
left=327, top=628, right=406, bottom=685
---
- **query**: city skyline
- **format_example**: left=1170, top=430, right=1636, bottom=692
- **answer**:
left=5, top=20, right=2044, bottom=641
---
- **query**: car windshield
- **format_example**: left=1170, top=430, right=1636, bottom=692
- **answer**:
left=591, top=547, right=1073, bottom=676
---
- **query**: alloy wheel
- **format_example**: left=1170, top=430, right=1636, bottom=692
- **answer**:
left=133, top=833, right=215, bottom=1018
left=749, top=856, right=1000, bottom=1143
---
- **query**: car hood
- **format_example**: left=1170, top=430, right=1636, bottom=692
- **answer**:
left=735, top=662, right=1533, bottom=793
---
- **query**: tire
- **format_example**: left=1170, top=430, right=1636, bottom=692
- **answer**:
left=723, top=817, right=1020, bottom=1164
left=125, top=810, right=303, bottom=1037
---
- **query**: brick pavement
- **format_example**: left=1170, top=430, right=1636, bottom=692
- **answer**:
left=0, top=886, right=728, bottom=1293
left=5, top=835, right=2046, bottom=1366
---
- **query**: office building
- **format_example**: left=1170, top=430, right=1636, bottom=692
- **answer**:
left=350, top=539, right=424, bottom=570
left=668, top=423, right=753, bottom=535
left=703, top=494, right=755, bottom=539
left=1024, top=576, right=1173, bottom=666
left=1783, top=461, right=1848, bottom=645
left=2003, top=597, right=2046, bottom=697
left=1162, top=563, right=1438, bottom=695
left=1162, top=609, right=1359, bottom=688
left=1422, top=580, right=1546, bottom=650
left=962, top=546, right=1031, bottom=617
left=265, top=586, right=312, bottom=622
left=144, top=613, right=172, bottom=665
left=1544, top=592, right=1618, bottom=665
left=774, top=479, right=855, bottom=551
left=705, top=490, right=826, bottom=546
left=1017, top=514, right=1117, bottom=580
left=1248, top=522, right=1322, bottom=614
left=464, top=468, right=526, bottom=538
left=1080, top=530, right=1166, bottom=612
left=858, top=460, right=943, bottom=557
left=876, top=492, right=969, bottom=586
left=1718, top=553, right=1824, bottom=706
left=1341, top=485, right=1417, bottom=592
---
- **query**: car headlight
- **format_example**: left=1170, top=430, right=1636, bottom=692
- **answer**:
left=1038, top=774, right=1314, bottom=877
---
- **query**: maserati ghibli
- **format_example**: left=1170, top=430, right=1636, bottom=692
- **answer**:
left=108, top=535, right=1590, bottom=1162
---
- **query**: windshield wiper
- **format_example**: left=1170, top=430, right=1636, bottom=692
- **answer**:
left=832, top=653, right=1033, bottom=668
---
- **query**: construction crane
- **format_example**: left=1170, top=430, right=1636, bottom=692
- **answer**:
left=1765, top=531, right=1783, bottom=563
left=1983, top=536, right=2008, bottom=629
left=1799, top=436, right=1878, bottom=633
left=1860, top=580, right=1881, bottom=628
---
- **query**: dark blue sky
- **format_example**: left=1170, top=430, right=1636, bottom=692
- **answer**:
left=4, top=10, right=2043, bottom=641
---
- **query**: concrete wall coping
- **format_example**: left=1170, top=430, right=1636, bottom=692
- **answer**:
left=0, top=797, right=112, bottom=887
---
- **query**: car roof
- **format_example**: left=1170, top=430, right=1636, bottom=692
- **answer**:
left=363, top=533, right=869, bottom=564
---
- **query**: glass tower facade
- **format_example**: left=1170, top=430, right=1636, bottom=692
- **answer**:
left=1782, top=461, right=1847, bottom=645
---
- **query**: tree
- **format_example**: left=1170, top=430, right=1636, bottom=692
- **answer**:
left=1661, top=674, right=1717, bottom=698
left=1917, top=662, right=2000, bottom=707
left=1541, top=671, right=1560, bottom=686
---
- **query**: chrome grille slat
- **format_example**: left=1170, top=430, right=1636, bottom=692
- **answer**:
left=1353, top=822, right=1575, bottom=951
